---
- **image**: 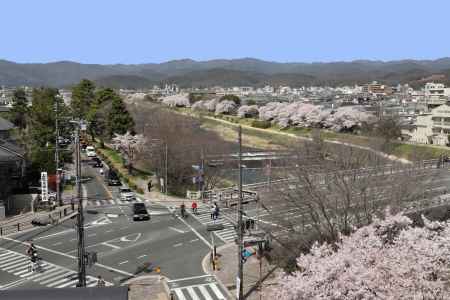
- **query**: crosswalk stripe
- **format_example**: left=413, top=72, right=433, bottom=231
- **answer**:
left=7, top=261, right=33, bottom=272
left=32, top=268, right=67, bottom=282
left=56, top=278, right=79, bottom=288
left=174, top=288, right=187, bottom=300
left=186, top=286, right=200, bottom=300
left=20, top=264, right=52, bottom=278
left=210, top=283, right=226, bottom=299
left=0, top=251, right=15, bottom=258
left=40, top=271, right=73, bottom=285
left=23, top=265, right=58, bottom=280
left=0, top=257, right=26, bottom=268
left=46, top=273, right=77, bottom=287
left=198, top=285, right=214, bottom=300
left=0, top=253, right=18, bottom=262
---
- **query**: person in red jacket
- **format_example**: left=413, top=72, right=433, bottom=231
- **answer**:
left=191, top=201, right=198, bottom=214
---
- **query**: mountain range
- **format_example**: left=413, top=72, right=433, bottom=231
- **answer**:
left=1, top=57, right=450, bottom=88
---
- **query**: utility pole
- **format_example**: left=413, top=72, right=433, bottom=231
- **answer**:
left=75, top=124, right=86, bottom=287
left=237, top=126, right=244, bottom=300
left=55, top=99, right=61, bottom=206
left=201, top=148, right=205, bottom=202
left=165, top=142, right=168, bottom=195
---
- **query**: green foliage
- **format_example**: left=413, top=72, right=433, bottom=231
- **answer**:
left=9, top=88, right=29, bottom=129
left=87, top=88, right=117, bottom=140
left=71, top=79, right=95, bottom=119
left=251, top=119, right=271, bottom=129
left=107, top=95, right=135, bottom=137
left=220, top=94, right=241, bottom=105
left=246, top=99, right=257, bottom=106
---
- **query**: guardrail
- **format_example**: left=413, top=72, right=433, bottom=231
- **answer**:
left=0, top=206, right=76, bottom=236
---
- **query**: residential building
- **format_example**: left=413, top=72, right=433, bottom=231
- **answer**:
left=406, top=104, right=450, bottom=145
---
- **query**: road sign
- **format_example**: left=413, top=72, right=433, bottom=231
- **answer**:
left=40, top=172, right=48, bottom=202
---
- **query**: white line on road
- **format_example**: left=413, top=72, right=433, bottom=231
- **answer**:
left=88, top=233, right=96, bottom=237
left=105, top=230, right=113, bottom=233
left=0, top=236, right=134, bottom=277
left=137, top=254, right=147, bottom=259
left=118, top=260, right=128, bottom=265
left=52, top=242, right=62, bottom=246
left=102, top=242, right=121, bottom=249
left=70, top=238, right=77, bottom=241
left=168, top=226, right=185, bottom=234
left=189, top=239, right=199, bottom=243
left=120, top=226, right=129, bottom=230
left=173, top=243, right=183, bottom=247
left=174, top=214, right=212, bottom=248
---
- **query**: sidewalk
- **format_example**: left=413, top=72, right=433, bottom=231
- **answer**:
left=125, top=275, right=169, bottom=300
left=203, top=243, right=279, bottom=300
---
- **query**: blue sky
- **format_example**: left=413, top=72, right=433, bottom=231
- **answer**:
left=1, top=0, right=449, bottom=64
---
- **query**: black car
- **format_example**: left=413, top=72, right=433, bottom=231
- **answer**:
left=91, top=157, right=103, bottom=168
left=107, top=171, right=121, bottom=186
left=132, top=203, right=150, bottom=221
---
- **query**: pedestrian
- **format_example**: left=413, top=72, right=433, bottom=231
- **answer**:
left=147, top=180, right=152, bottom=192
left=191, top=201, right=198, bottom=214
left=97, top=276, right=105, bottom=287
left=213, top=202, right=219, bottom=220
left=210, top=205, right=216, bottom=220
left=180, top=202, right=186, bottom=218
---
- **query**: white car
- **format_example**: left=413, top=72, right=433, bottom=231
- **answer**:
left=86, top=146, right=96, bottom=157
left=119, top=187, right=136, bottom=201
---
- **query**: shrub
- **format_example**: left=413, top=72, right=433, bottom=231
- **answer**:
left=251, top=120, right=271, bottom=129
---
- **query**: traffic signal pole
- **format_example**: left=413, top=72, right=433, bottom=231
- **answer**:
left=237, top=126, right=244, bottom=300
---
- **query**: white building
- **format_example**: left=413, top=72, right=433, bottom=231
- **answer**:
left=406, top=104, right=450, bottom=145
left=418, top=83, right=450, bottom=106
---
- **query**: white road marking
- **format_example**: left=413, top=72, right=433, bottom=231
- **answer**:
left=120, top=226, right=129, bottom=230
left=173, top=243, right=183, bottom=247
left=88, top=233, right=96, bottom=237
left=118, top=260, right=128, bottom=265
left=0, top=236, right=134, bottom=277
left=34, top=228, right=75, bottom=240
left=175, top=214, right=212, bottom=248
left=189, top=239, right=199, bottom=243
left=120, top=233, right=141, bottom=242
left=102, top=242, right=121, bottom=249
left=137, top=254, right=147, bottom=259
left=0, top=277, right=28, bottom=289
left=52, top=242, right=63, bottom=246
left=169, top=227, right=185, bottom=234
left=105, top=229, right=113, bottom=233
left=70, top=238, right=77, bottom=241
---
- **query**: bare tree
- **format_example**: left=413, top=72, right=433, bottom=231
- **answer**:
left=258, top=138, right=437, bottom=270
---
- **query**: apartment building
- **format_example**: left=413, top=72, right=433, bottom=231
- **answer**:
left=406, top=104, right=450, bottom=145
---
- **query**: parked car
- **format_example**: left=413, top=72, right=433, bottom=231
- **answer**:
left=119, top=187, right=136, bottom=201
left=107, top=171, right=121, bottom=186
left=86, top=146, right=96, bottom=157
left=132, top=203, right=150, bottom=221
left=91, top=157, right=103, bottom=168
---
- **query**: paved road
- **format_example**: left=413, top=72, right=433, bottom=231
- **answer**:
left=167, top=274, right=228, bottom=300
left=0, top=157, right=219, bottom=291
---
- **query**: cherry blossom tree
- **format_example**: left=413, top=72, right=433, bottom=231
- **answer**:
left=191, top=100, right=207, bottom=111
left=237, top=105, right=259, bottom=118
left=112, top=131, right=146, bottom=174
left=161, top=93, right=190, bottom=107
left=273, top=212, right=450, bottom=300
left=322, top=106, right=374, bottom=131
left=215, top=100, right=237, bottom=115
left=204, top=99, right=219, bottom=112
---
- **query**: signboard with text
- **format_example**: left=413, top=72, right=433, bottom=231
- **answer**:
left=41, top=172, right=48, bottom=202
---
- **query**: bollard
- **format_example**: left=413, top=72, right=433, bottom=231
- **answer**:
left=64, top=208, right=67, bottom=216
left=59, top=211, right=62, bottom=218
left=17, top=223, right=20, bottom=232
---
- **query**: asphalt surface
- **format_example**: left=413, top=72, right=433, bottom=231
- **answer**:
left=0, top=156, right=219, bottom=291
